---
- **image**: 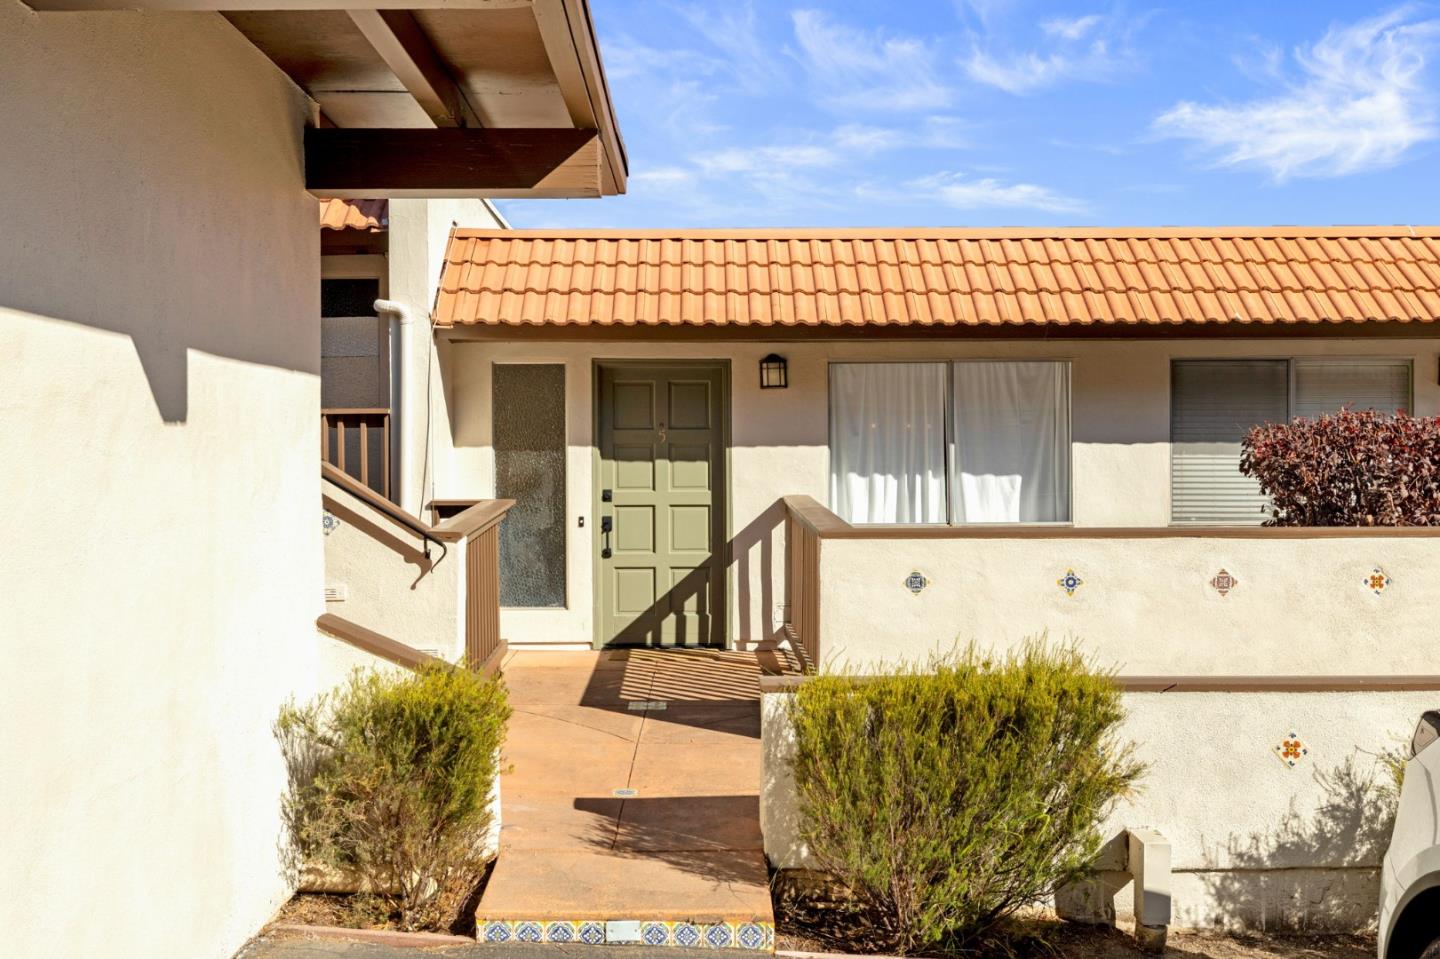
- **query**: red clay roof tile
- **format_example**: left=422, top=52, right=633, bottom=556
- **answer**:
left=433, top=227, right=1440, bottom=330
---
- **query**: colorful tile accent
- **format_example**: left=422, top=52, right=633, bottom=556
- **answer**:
left=476, top=919, right=775, bottom=950
left=1273, top=733, right=1309, bottom=768
left=1057, top=569, right=1084, bottom=597
left=1209, top=569, right=1238, bottom=597
left=905, top=570, right=929, bottom=595
left=1366, top=568, right=1391, bottom=595
left=322, top=511, right=341, bottom=536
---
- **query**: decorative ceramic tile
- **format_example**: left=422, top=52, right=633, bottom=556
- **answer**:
left=1273, top=733, right=1309, bottom=768
left=322, top=511, right=341, bottom=536
left=905, top=570, right=929, bottom=595
left=1365, top=568, right=1391, bottom=595
left=1209, top=569, right=1239, bottom=597
left=475, top=918, right=774, bottom=949
left=545, top=921, right=576, bottom=943
left=1057, top=569, right=1084, bottom=597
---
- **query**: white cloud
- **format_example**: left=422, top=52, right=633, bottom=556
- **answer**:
left=632, top=166, right=697, bottom=187
left=791, top=10, right=953, bottom=111
left=1041, top=14, right=1103, bottom=41
left=862, top=171, right=1091, bottom=215
left=694, top=144, right=839, bottom=176
left=1153, top=7, right=1440, bottom=179
left=963, top=11, right=1143, bottom=94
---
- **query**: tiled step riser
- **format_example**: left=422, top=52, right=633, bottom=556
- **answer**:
left=480, top=919, right=774, bottom=951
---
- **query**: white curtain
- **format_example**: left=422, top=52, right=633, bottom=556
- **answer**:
left=952, top=361, right=1070, bottom=523
left=829, top=362, right=947, bottom=524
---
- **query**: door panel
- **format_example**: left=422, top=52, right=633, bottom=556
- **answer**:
left=597, top=364, right=725, bottom=647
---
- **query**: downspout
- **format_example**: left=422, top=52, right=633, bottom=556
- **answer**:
left=374, top=298, right=412, bottom=510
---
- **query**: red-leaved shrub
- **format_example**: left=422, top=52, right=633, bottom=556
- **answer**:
left=1240, top=409, right=1440, bottom=526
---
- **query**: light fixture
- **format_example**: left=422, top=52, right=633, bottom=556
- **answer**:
left=760, top=353, right=788, bottom=389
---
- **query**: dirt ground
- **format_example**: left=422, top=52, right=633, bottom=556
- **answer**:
left=775, top=922, right=1375, bottom=959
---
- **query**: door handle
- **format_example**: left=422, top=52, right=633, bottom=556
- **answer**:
left=600, top=515, right=612, bottom=559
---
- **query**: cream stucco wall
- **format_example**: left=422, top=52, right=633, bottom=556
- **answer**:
left=818, top=533, right=1439, bottom=675
left=0, top=8, right=319, bottom=959
left=388, top=199, right=506, bottom=518
left=433, top=336, right=1439, bottom=649
left=763, top=687, right=1432, bottom=930
left=322, top=483, right=465, bottom=661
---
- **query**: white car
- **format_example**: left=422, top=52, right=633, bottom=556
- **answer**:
left=1380, top=710, right=1440, bottom=959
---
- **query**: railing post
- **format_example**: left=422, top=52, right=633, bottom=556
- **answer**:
left=465, top=522, right=502, bottom=671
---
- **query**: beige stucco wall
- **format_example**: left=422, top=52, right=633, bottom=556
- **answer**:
left=322, top=484, right=465, bottom=661
left=434, top=336, right=1439, bottom=649
left=817, top=533, right=1439, bottom=675
left=388, top=199, right=506, bottom=517
left=763, top=687, right=1432, bottom=930
left=0, top=8, right=318, bottom=959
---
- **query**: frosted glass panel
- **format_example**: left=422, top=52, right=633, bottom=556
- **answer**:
left=494, top=364, right=566, bottom=607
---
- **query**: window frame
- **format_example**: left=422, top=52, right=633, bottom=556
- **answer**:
left=1168, top=355, right=1415, bottom=526
left=826, top=358, right=1075, bottom=527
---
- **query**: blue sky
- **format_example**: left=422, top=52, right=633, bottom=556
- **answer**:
left=497, top=1, right=1440, bottom=228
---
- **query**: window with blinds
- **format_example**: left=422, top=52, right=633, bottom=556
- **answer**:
left=1171, top=358, right=1412, bottom=524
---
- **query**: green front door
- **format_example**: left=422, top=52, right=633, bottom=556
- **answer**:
left=596, top=363, right=726, bottom=647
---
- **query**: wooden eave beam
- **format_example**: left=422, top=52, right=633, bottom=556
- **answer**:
left=26, top=0, right=530, bottom=9
left=346, top=10, right=479, bottom=129
left=305, top=127, right=600, bottom=198
left=531, top=0, right=627, bottom=194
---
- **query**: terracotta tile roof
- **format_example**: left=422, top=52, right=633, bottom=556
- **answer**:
left=433, top=227, right=1440, bottom=331
left=319, top=198, right=387, bottom=232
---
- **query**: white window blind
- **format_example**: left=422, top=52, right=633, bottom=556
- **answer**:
left=829, top=363, right=948, bottom=524
left=1172, top=358, right=1413, bottom=524
left=1292, top=359, right=1411, bottom=419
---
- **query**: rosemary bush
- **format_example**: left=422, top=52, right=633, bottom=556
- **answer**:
left=785, top=643, right=1142, bottom=953
left=278, top=664, right=510, bottom=930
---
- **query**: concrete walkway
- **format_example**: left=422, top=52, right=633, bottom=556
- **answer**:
left=477, top=648, right=784, bottom=949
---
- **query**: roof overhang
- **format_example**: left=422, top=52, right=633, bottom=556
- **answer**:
left=26, top=0, right=627, bottom=199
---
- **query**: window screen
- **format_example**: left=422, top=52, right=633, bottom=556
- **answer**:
left=494, top=364, right=566, bottom=607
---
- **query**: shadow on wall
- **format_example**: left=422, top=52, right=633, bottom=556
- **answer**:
left=1198, top=754, right=1399, bottom=932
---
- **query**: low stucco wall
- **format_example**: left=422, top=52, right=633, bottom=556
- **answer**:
left=0, top=8, right=317, bottom=959
left=815, top=533, right=1439, bottom=675
left=432, top=336, right=1440, bottom=650
left=762, top=687, right=1431, bottom=931
left=323, top=483, right=465, bottom=662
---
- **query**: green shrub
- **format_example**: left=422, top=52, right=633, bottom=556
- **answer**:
left=277, top=664, right=510, bottom=930
left=785, top=642, right=1142, bottom=953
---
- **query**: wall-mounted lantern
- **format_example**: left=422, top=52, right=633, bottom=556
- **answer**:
left=760, top=353, right=788, bottom=389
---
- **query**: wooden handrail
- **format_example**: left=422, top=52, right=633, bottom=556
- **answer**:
left=780, top=494, right=1440, bottom=539
left=431, top=498, right=515, bottom=542
left=323, top=462, right=435, bottom=542
left=317, top=613, right=443, bottom=670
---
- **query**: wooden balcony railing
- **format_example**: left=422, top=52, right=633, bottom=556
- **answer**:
left=322, top=407, right=391, bottom=499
